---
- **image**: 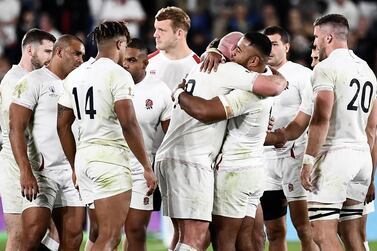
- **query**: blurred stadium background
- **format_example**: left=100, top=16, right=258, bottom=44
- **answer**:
left=0, top=0, right=376, bottom=249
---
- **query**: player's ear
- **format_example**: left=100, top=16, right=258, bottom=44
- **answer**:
left=56, top=46, right=64, bottom=59
left=326, top=34, right=333, bottom=44
left=26, top=44, right=33, bottom=56
left=116, top=39, right=123, bottom=50
left=248, top=56, right=259, bottom=67
left=284, top=43, right=290, bottom=54
left=143, top=58, right=149, bottom=69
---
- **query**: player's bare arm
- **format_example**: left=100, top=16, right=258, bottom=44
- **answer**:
left=365, top=100, right=377, bottom=151
left=115, top=99, right=157, bottom=195
left=56, top=104, right=76, bottom=171
left=279, top=111, right=311, bottom=141
left=9, top=103, right=38, bottom=201
left=365, top=100, right=377, bottom=203
left=301, top=90, right=334, bottom=191
left=178, top=92, right=226, bottom=124
left=252, top=69, right=288, bottom=97
left=366, top=129, right=377, bottom=203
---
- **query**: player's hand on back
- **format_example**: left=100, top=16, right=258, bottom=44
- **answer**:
left=144, top=168, right=157, bottom=196
left=20, top=168, right=39, bottom=201
left=200, top=51, right=223, bottom=73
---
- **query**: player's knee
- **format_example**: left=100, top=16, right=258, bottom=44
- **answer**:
left=125, top=224, right=147, bottom=241
left=61, top=228, right=83, bottom=248
left=236, top=238, right=253, bottom=251
left=294, top=223, right=312, bottom=241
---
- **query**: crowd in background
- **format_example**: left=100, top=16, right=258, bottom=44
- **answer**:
left=0, top=0, right=376, bottom=80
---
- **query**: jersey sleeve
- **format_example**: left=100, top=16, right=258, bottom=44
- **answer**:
left=218, top=89, right=261, bottom=119
left=311, top=62, right=335, bottom=93
left=112, top=68, right=135, bottom=102
left=12, top=76, right=39, bottom=110
left=217, top=62, right=259, bottom=92
left=160, top=83, right=173, bottom=121
left=298, top=69, right=314, bottom=116
left=58, top=79, right=73, bottom=109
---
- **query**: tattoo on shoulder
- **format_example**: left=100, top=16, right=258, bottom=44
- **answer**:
left=57, top=104, right=72, bottom=118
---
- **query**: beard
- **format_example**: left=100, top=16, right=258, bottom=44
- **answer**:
left=318, top=47, right=327, bottom=62
left=31, top=54, right=47, bottom=70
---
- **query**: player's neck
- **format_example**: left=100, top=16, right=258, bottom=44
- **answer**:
left=162, top=43, right=192, bottom=60
left=250, top=64, right=266, bottom=73
left=96, top=48, right=120, bottom=65
left=275, top=58, right=288, bottom=70
left=134, top=71, right=146, bottom=84
left=18, top=56, right=34, bottom=72
left=47, top=60, right=66, bottom=80
left=327, top=41, right=348, bottom=56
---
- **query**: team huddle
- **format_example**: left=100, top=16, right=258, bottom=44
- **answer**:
left=0, top=5, right=376, bottom=251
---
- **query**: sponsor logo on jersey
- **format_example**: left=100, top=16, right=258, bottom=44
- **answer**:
left=48, top=85, right=59, bottom=97
left=288, top=183, right=294, bottom=192
left=143, top=196, right=149, bottom=205
left=149, top=70, right=156, bottom=75
left=145, top=99, right=153, bottom=110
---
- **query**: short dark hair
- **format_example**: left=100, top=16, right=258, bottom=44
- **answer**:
left=155, top=6, right=191, bottom=32
left=21, top=28, right=56, bottom=48
left=313, top=14, right=349, bottom=40
left=52, top=34, right=84, bottom=56
left=127, top=38, right=148, bottom=54
left=244, top=31, right=272, bottom=58
left=91, top=20, right=131, bottom=45
left=263, top=26, right=290, bottom=44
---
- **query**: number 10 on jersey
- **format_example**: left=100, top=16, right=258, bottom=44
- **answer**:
left=72, top=86, right=97, bottom=119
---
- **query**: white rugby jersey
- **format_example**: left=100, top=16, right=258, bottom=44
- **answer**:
left=12, top=67, right=69, bottom=170
left=264, top=61, right=313, bottom=159
left=146, top=50, right=200, bottom=90
left=155, top=62, right=259, bottom=168
left=219, top=68, right=273, bottom=169
left=129, top=74, right=172, bottom=175
left=59, top=58, right=135, bottom=150
left=312, top=49, right=377, bottom=151
left=0, top=65, right=31, bottom=158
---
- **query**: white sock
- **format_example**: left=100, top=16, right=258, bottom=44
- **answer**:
left=41, top=234, right=59, bottom=251
left=364, top=241, right=370, bottom=251
left=174, top=242, right=198, bottom=251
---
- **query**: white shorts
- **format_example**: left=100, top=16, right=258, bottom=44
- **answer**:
left=75, top=145, right=132, bottom=205
left=156, top=159, right=214, bottom=221
left=22, top=167, right=84, bottom=211
left=213, top=166, right=265, bottom=219
left=130, top=172, right=153, bottom=211
left=265, top=155, right=307, bottom=201
left=308, top=148, right=372, bottom=204
left=363, top=201, right=375, bottom=215
left=0, top=154, right=23, bottom=214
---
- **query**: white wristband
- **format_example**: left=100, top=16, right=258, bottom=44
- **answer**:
left=173, top=88, right=185, bottom=106
left=302, top=154, right=315, bottom=166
